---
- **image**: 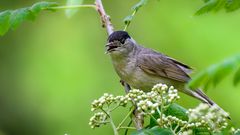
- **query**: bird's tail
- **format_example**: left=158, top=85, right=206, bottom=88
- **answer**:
left=185, top=89, right=230, bottom=119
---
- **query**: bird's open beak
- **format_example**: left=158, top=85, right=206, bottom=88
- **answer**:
left=105, top=41, right=121, bottom=53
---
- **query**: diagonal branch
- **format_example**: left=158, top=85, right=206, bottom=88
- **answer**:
left=95, top=0, right=114, bottom=35
left=94, top=0, right=143, bottom=130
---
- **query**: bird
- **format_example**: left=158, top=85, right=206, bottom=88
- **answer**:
left=105, top=30, right=228, bottom=117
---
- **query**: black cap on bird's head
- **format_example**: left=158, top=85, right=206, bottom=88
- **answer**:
left=108, top=31, right=131, bottom=44
left=106, top=31, right=133, bottom=53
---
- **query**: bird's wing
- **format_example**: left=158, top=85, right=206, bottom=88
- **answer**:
left=167, top=57, right=193, bottom=74
left=136, top=53, right=191, bottom=82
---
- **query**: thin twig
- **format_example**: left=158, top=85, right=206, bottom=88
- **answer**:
left=95, top=0, right=114, bottom=35
left=124, top=10, right=137, bottom=31
left=50, top=4, right=96, bottom=10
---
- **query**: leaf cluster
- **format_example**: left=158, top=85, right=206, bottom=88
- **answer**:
left=188, top=55, right=240, bottom=90
left=196, top=0, right=240, bottom=15
left=0, top=1, right=58, bottom=36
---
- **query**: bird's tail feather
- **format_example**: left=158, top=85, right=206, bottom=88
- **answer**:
left=185, top=89, right=230, bottom=119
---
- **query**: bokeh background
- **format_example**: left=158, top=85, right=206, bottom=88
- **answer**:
left=0, top=0, right=240, bottom=135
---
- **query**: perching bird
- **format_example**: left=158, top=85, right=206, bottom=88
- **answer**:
left=106, top=30, right=228, bottom=117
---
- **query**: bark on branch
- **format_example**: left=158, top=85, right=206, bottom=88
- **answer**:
left=95, top=0, right=114, bottom=35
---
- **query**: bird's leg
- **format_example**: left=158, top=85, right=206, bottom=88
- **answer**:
left=120, top=80, right=131, bottom=93
left=120, top=80, right=144, bottom=130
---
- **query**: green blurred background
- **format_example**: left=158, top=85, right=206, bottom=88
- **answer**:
left=0, top=0, right=240, bottom=135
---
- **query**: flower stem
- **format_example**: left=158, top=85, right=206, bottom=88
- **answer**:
left=118, top=127, right=136, bottom=130
left=50, top=4, right=96, bottom=10
left=117, top=107, right=135, bottom=130
left=109, top=114, right=119, bottom=135
left=149, top=113, right=160, bottom=126
left=159, top=95, right=165, bottom=126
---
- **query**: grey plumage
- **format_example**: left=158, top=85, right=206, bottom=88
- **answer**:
left=106, top=31, right=228, bottom=117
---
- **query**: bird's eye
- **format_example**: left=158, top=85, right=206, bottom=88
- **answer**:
left=120, top=38, right=125, bottom=44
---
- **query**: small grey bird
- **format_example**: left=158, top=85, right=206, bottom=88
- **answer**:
left=106, top=30, right=228, bottom=116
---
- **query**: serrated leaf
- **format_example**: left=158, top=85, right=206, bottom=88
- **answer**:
left=0, top=1, right=58, bottom=36
left=65, top=0, right=83, bottom=18
left=0, top=10, right=11, bottom=36
left=131, top=127, right=174, bottom=135
left=195, top=0, right=218, bottom=15
left=9, top=8, right=35, bottom=29
left=132, top=0, right=148, bottom=11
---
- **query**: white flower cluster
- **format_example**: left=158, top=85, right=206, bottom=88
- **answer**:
left=89, top=83, right=232, bottom=134
left=156, top=103, right=229, bottom=134
left=178, top=130, right=193, bottom=135
left=89, top=83, right=180, bottom=129
left=127, top=84, right=180, bottom=115
left=160, top=114, right=188, bottom=128
left=91, top=93, right=131, bottom=111
left=231, top=127, right=240, bottom=134
left=187, top=103, right=228, bottom=132
left=152, top=84, right=180, bottom=103
left=89, top=112, right=107, bottom=128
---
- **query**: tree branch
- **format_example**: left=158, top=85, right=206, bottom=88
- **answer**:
left=95, top=0, right=114, bottom=35
left=94, top=0, right=143, bottom=130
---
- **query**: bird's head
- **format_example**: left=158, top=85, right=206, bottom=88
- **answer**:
left=106, top=31, right=136, bottom=56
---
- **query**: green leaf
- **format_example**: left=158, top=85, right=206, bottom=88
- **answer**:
left=212, top=59, right=236, bottom=86
left=148, top=103, right=188, bottom=128
left=0, top=1, right=58, bottom=36
left=9, top=8, right=35, bottom=29
left=203, top=0, right=211, bottom=2
left=234, top=68, right=240, bottom=86
left=131, top=127, right=174, bottom=135
left=195, top=0, right=219, bottom=15
left=0, top=10, right=11, bottom=36
left=124, top=15, right=133, bottom=25
left=65, top=0, right=83, bottom=18
left=188, top=54, right=240, bottom=90
left=188, top=70, right=209, bottom=90
left=225, top=0, right=240, bottom=12
left=30, top=1, right=58, bottom=15
left=192, top=126, right=211, bottom=135
left=214, top=0, right=226, bottom=12
left=132, top=0, right=148, bottom=11
left=164, top=103, right=188, bottom=121
left=196, top=0, right=240, bottom=14
left=149, top=111, right=160, bottom=128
